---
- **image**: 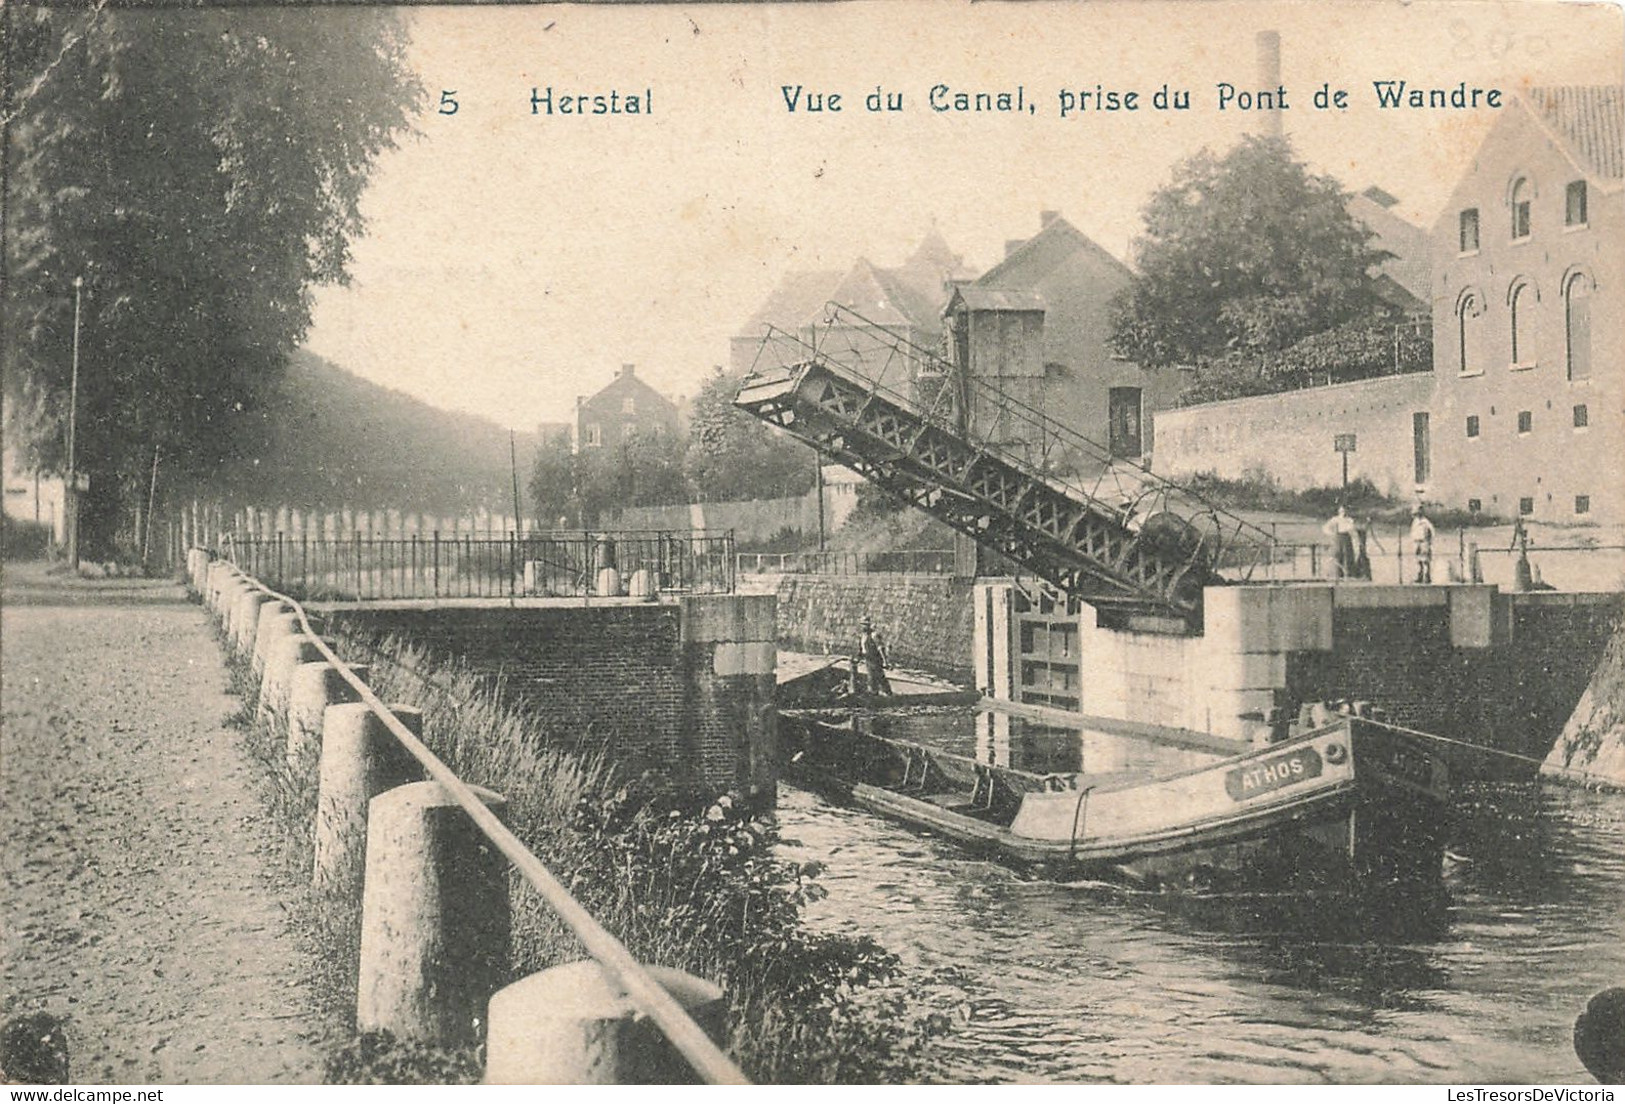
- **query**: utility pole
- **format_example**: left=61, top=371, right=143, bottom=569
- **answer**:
left=66, top=275, right=83, bottom=570
left=509, top=430, right=523, bottom=535
left=815, top=455, right=826, bottom=551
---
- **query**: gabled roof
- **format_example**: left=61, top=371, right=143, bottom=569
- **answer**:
left=1523, top=86, right=1623, bottom=180
left=736, top=269, right=844, bottom=338
left=818, top=257, right=943, bottom=330
left=976, top=215, right=1132, bottom=290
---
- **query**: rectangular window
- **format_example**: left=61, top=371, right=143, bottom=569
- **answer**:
left=1517, top=410, right=1533, bottom=434
left=1566, top=181, right=1588, bottom=227
left=585, top=423, right=602, bottom=447
left=1574, top=404, right=1589, bottom=428
left=1459, top=208, right=1480, bottom=253
left=1512, top=194, right=1531, bottom=240
left=1468, top=498, right=1482, bottom=514
left=1519, top=497, right=1535, bottom=516
left=1466, top=415, right=1480, bottom=438
left=622, top=397, right=636, bottom=414
left=1108, top=387, right=1143, bottom=458
left=1576, top=495, right=1591, bottom=515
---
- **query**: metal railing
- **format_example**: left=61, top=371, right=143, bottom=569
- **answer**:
left=221, top=558, right=749, bottom=1084
left=226, top=530, right=736, bottom=601
left=1471, top=544, right=1625, bottom=592
left=736, top=548, right=957, bottom=577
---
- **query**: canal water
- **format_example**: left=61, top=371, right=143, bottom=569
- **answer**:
left=775, top=709, right=1625, bottom=1084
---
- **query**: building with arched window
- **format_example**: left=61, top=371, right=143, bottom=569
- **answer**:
left=1428, top=86, right=1621, bottom=524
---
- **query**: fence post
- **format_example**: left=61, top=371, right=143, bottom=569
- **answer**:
left=484, top=962, right=728, bottom=1084
left=313, top=703, right=425, bottom=896
left=357, top=781, right=510, bottom=1046
left=433, top=531, right=441, bottom=598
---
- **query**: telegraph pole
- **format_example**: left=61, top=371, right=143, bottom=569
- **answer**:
left=67, top=275, right=83, bottom=570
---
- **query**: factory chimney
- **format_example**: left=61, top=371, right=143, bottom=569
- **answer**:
left=1256, top=30, right=1284, bottom=141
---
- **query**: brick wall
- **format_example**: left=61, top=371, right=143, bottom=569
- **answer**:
left=774, top=574, right=975, bottom=681
left=329, top=598, right=776, bottom=805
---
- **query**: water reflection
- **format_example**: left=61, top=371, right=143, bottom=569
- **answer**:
left=777, top=762, right=1625, bottom=1083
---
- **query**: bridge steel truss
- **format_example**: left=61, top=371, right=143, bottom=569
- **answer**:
left=733, top=306, right=1280, bottom=626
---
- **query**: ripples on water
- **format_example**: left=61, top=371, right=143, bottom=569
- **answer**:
left=776, top=750, right=1625, bottom=1084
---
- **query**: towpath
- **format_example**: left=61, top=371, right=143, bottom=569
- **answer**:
left=1, top=562, right=330, bottom=1084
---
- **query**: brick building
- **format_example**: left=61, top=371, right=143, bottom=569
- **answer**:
left=1427, top=86, right=1622, bottom=524
left=944, top=212, right=1183, bottom=465
left=574, top=363, right=682, bottom=451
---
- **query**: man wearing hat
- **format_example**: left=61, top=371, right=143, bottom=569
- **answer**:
left=858, top=616, right=893, bottom=696
left=1409, top=503, right=1436, bottom=584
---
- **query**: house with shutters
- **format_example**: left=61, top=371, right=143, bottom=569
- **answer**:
left=1426, top=85, right=1622, bottom=524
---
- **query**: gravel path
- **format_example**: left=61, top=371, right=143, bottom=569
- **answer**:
left=2, top=563, right=331, bottom=1084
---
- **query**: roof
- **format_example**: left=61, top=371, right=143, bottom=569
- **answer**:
left=1523, top=86, right=1624, bottom=180
left=977, top=215, right=1132, bottom=290
left=818, top=257, right=944, bottom=330
left=948, top=286, right=1047, bottom=313
left=1347, top=191, right=1431, bottom=304
left=736, top=269, right=844, bottom=337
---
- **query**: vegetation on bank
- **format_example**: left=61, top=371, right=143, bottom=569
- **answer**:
left=1180, top=471, right=1505, bottom=529
left=221, top=624, right=948, bottom=1084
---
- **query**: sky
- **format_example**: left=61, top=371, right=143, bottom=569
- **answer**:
left=301, top=0, right=1624, bottom=433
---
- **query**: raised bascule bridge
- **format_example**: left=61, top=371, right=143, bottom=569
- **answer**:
left=733, top=304, right=1279, bottom=633
left=733, top=305, right=1621, bottom=780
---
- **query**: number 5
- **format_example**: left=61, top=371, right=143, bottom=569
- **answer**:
left=439, top=90, right=459, bottom=116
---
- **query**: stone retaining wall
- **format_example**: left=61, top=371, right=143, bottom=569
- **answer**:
left=773, top=574, right=975, bottom=682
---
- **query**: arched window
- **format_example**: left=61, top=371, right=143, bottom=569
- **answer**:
left=1456, top=289, right=1485, bottom=375
left=1566, top=272, right=1592, bottom=380
left=1511, top=177, right=1532, bottom=239
left=1510, top=281, right=1535, bottom=366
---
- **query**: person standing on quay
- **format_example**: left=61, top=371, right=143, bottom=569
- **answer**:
left=1322, top=504, right=1357, bottom=579
left=1410, top=504, right=1436, bottom=584
left=858, top=616, right=893, bottom=696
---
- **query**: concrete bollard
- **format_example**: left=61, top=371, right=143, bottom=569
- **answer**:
left=258, top=633, right=332, bottom=724
left=186, top=550, right=209, bottom=596
left=286, top=661, right=369, bottom=776
left=218, top=572, right=247, bottom=627
left=313, top=703, right=425, bottom=896
left=252, top=607, right=299, bottom=680
left=357, top=781, right=510, bottom=1047
left=222, top=577, right=254, bottom=639
left=205, top=562, right=233, bottom=613
left=233, top=588, right=274, bottom=657
left=484, top=962, right=727, bottom=1084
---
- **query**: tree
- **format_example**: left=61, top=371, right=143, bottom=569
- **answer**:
left=2, top=6, right=421, bottom=555
left=1109, top=136, right=1396, bottom=375
left=685, top=366, right=816, bottom=503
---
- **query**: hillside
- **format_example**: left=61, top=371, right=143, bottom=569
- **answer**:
left=214, top=350, right=537, bottom=516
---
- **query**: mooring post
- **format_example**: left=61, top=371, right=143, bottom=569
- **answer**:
left=312, top=703, right=425, bottom=897
left=286, top=662, right=369, bottom=778
left=484, top=962, right=727, bottom=1084
left=356, top=781, right=510, bottom=1046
